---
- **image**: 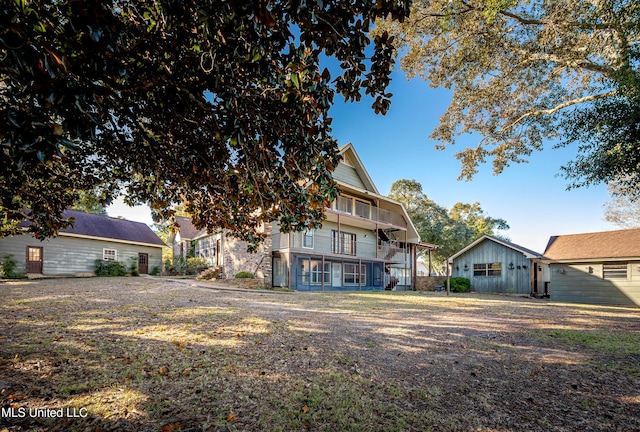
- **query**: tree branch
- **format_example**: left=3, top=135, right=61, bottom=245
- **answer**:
left=503, top=90, right=618, bottom=132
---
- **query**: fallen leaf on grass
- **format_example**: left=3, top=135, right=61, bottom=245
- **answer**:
left=161, top=422, right=183, bottom=432
left=302, top=405, right=309, bottom=413
left=158, top=366, right=168, bottom=376
left=226, top=413, right=237, bottom=422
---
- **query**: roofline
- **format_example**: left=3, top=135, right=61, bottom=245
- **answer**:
left=541, top=257, right=640, bottom=264
left=448, top=234, right=541, bottom=263
left=338, top=143, right=380, bottom=195
left=58, top=232, right=166, bottom=248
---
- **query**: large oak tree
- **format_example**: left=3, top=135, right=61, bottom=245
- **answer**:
left=1, top=0, right=408, bottom=247
left=376, top=0, right=639, bottom=194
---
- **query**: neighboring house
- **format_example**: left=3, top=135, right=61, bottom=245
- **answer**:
left=543, top=228, right=640, bottom=306
left=167, top=218, right=271, bottom=281
left=170, top=144, right=435, bottom=290
left=448, top=235, right=547, bottom=295
left=0, top=210, right=165, bottom=276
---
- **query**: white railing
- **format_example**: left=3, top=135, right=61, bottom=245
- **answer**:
left=329, top=197, right=406, bottom=227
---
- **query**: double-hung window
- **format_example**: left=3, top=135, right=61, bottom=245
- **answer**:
left=302, top=231, right=314, bottom=249
left=103, top=248, right=117, bottom=261
left=343, top=263, right=366, bottom=286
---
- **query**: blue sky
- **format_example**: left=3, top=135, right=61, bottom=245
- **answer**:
left=108, top=67, right=617, bottom=254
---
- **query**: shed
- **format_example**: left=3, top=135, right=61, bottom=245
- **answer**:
left=448, top=235, right=546, bottom=295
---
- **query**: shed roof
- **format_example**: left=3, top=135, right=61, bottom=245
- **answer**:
left=58, top=210, right=165, bottom=247
left=448, top=235, right=543, bottom=263
left=544, top=228, right=640, bottom=261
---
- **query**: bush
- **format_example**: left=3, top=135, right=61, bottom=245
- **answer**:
left=0, top=254, right=20, bottom=279
left=450, top=277, right=471, bottom=293
left=94, top=259, right=127, bottom=276
left=129, top=257, right=139, bottom=276
left=196, top=266, right=223, bottom=280
left=186, top=257, right=209, bottom=275
left=150, top=266, right=159, bottom=276
left=235, top=270, right=254, bottom=279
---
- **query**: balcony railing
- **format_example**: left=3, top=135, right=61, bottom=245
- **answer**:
left=274, top=231, right=407, bottom=262
left=330, top=196, right=406, bottom=227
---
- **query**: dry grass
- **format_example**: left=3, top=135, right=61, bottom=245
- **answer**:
left=0, top=277, right=639, bottom=431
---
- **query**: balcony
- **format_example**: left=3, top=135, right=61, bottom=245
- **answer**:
left=274, top=231, right=407, bottom=263
left=330, top=196, right=406, bottom=228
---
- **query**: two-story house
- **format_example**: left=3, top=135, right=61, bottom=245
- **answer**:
left=170, top=144, right=433, bottom=290
left=272, top=144, right=431, bottom=290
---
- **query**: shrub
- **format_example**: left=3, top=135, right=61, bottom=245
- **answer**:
left=0, top=254, right=20, bottom=279
left=150, top=266, right=159, bottom=276
left=186, top=257, right=209, bottom=275
left=235, top=270, right=254, bottom=279
left=94, top=259, right=127, bottom=277
left=196, top=266, right=223, bottom=280
left=450, top=277, right=471, bottom=293
left=129, top=257, right=139, bottom=276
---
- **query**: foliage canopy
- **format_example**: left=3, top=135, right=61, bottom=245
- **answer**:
left=388, top=179, right=509, bottom=268
left=1, top=0, right=409, bottom=247
left=377, top=0, right=639, bottom=193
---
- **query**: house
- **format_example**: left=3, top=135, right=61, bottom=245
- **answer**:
left=0, top=210, right=165, bottom=276
left=273, top=144, right=435, bottom=291
left=170, top=144, right=435, bottom=290
left=543, top=228, right=640, bottom=306
left=447, top=235, right=547, bottom=295
left=167, top=217, right=272, bottom=281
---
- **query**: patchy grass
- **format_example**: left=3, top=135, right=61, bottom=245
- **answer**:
left=0, top=278, right=639, bottom=431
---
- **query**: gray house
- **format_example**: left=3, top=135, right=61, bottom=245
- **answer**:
left=448, top=235, right=547, bottom=295
left=544, top=228, right=640, bottom=306
left=0, top=210, right=165, bottom=276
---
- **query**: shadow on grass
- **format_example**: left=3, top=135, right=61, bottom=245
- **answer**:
left=0, top=278, right=639, bottom=431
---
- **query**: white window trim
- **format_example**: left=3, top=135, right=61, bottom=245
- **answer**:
left=302, top=230, right=314, bottom=249
left=103, top=248, right=117, bottom=261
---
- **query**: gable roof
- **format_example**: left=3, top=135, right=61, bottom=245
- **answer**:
left=336, top=143, right=379, bottom=194
left=448, top=234, right=542, bottom=263
left=544, top=228, right=640, bottom=261
left=58, top=210, right=165, bottom=247
left=174, top=215, right=206, bottom=240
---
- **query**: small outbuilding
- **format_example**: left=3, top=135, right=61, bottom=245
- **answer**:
left=543, top=228, right=640, bottom=306
left=448, top=235, right=547, bottom=295
left=0, top=210, right=165, bottom=277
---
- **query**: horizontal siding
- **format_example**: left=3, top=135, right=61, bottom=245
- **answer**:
left=550, top=262, right=640, bottom=306
left=0, top=234, right=163, bottom=275
left=333, top=163, right=365, bottom=189
left=451, top=240, right=531, bottom=294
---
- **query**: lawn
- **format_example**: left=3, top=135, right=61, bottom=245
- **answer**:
left=1, top=277, right=638, bottom=431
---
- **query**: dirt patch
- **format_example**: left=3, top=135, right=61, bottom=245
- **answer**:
left=0, top=278, right=638, bottom=431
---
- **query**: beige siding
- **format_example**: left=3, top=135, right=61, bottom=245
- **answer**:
left=550, top=262, right=640, bottom=306
left=333, top=162, right=365, bottom=189
left=0, top=234, right=163, bottom=275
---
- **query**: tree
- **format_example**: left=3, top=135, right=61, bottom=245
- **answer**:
left=376, top=0, right=639, bottom=191
left=603, top=180, right=640, bottom=228
left=72, top=189, right=109, bottom=216
left=388, top=179, right=509, bottom=268
left=1, top=0, right=409, bottom=248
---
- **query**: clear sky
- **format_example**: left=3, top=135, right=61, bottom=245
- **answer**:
left=108, top=67, right=618, bottom=254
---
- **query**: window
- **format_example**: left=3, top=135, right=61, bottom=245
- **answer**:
left=28, top=247, right=41, bottom=261
left=300, top=260, right=330, bottom=285
left=302, top=231, right=314, bottom=248
left=103, top=248, right=117, bottom=261
left=344, top=263, right=366, bottom=286
left=603, top=263, right=627, bottom=279
left=331, top=231, right=356, bottom=255
left=473, top=263, right=501, bottom=277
